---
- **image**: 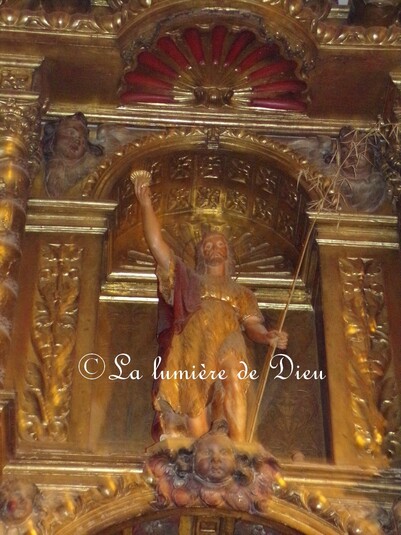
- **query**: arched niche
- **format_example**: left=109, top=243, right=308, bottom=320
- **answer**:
left=88, top=128, right=330, bottom=461
left=86, top=128, right=325, bottom=286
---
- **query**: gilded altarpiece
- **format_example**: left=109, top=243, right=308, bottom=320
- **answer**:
left=1, top=125, right=400, bottom=533
left=0, top=0, right=401, bottom=531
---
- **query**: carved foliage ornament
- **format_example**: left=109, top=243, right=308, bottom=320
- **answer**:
left=0, top=97, right=42, bottom=163
left=0, top=474, right=149, bottom=535
left=0, top=69, right=31, bottom=92
left=339, top=257, right=401, bottom=460
left=19, top=244, right=82, bottom=442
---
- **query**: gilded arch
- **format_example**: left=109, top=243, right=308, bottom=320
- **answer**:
left=82, top=127, right=330, bottom=282
left=47, top=478, right=374, bottom=535
left=83, top=128, right=326, bottom=202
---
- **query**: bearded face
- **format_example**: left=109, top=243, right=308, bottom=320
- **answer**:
left=201, top=234, right=228, bottom=267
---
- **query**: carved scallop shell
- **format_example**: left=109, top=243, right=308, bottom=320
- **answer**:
left=121, top=25, right=307, bottom=112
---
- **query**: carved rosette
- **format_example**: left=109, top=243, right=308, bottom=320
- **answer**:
left=339, top=258, right=400, bottom=460
left=19, top=244, right=82, bottom=442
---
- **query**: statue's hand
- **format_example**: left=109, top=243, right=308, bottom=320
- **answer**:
left=130, top=169, right=152, bottom=206
left=267, top=330, right=288, bottom=350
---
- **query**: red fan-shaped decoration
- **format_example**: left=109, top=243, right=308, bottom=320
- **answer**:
left=121, top=25, right=307, bottom=112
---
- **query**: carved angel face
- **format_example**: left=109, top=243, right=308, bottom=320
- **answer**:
left=194, top=434, right=235, bottom=483
left=54, top=119, right=88, bottom=161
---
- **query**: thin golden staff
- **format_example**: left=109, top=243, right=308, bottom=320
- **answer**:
left=247, top=145, right=350, bottom=443
left=247, top=218, right=317, bottom=443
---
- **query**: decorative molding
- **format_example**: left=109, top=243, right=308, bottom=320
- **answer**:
left=0, top=6, right=124, bottom=35
left=19, top=244, right=82, bottom=442
left=339, top=257, right=400, bottom=461
left=275, top=483, right=385, bottom=534
left=42, top=474, right=153, bottom=535
left=0, top=0, right=399, bottom=50
left=26, top=199, right=117, bottom=234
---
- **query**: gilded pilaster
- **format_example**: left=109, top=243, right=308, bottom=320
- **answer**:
left=314, top=212, right=401, bottom=466
left=11, top=200, right=117, bottom=450
left=0, top=56, right=44, bottom=386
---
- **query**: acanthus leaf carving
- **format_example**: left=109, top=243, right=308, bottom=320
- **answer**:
left=19, top=243, right=82, bottom=443
left=339, top=257, right=400, bottom=461
left=0, top=96, right=42, bottom=166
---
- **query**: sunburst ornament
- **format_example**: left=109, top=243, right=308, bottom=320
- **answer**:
left=125, top=223, right=293, bottom=279
left=120, top=25, right=307, bottom=112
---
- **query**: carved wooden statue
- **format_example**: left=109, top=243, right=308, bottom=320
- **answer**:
left=132, top=170, right=288, bottom=442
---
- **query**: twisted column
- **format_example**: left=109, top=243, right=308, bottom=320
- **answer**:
left=0, top=58, right=44, bottom=385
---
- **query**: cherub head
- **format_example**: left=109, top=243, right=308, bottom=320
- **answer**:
left=42, top=112, right=103, bottom=163
left=194, top=420, right=236, bottom=483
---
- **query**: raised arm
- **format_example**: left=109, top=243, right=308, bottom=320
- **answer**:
left=131, top=170, right=171, bottom=271
left=243, top=316, right=288, bottom=349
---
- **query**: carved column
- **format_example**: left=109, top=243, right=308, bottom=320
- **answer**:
left=0, top=56, right=44, bottom=386
left=314, top=212, right=401, bottom=467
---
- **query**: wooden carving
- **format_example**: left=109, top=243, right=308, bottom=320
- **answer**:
left=339, top=257, right=400, bottom=459
left=19, top=244, right=82, bottom=442
left=146, top=420, right=280, bottom=512
left=121, top=24, right=307, bottom=112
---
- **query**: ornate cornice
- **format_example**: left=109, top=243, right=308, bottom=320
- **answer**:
left=0, top=0, right=400, bottom=50
left=0, top=5, right=123, bottom=35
